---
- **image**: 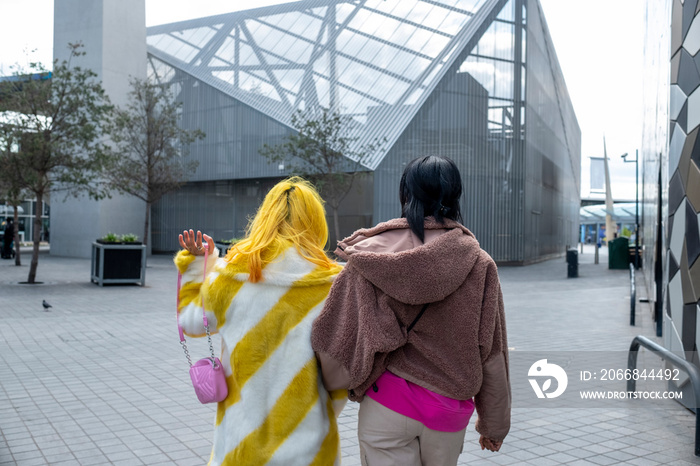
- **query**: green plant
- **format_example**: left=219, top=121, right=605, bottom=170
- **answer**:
left=101, top=232, right=119, bottom=242
left=259, top=108, right=384, bottom=244
left=120, top=233, right=138, bottom=243
left=218, top=237, right=240, bottom=244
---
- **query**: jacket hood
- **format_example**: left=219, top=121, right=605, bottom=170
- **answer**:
left=336, top=218, right=481, bottom=304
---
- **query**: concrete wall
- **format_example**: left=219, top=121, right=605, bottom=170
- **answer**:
left=51, top=0, right=147, bottom=257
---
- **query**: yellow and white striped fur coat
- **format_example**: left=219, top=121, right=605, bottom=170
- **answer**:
left=175, top=246, right=345, bottom=466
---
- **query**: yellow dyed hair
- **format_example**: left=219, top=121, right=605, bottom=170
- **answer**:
left=224, top=177, right=337, bottom=282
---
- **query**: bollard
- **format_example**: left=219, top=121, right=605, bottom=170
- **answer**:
left=566, top=248, right=578, bottom=278
left=629, top=263, right=635, bottom=326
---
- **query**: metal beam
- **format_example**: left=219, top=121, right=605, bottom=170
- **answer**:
left=238, top=21, right=294, bottom=110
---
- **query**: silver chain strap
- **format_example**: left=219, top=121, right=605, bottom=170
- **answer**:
left=205, top=324, right=216, bottom=359
left=178, top=246, right=217, bottom=366
left=180, top=316, right=216, bottom=365
left=180, top=340, right=193, bottom=367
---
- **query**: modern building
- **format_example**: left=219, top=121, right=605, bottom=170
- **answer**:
left=0, top=75, right=52, bottom=245
left=0, top=201, right=48, bottom=244
left=641, top=0, right=700, bottom=406
left=50, top=0, right=147, bottom=258
left=145, top=0, right=581, bottom=264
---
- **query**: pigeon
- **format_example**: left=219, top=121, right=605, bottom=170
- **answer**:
left=42, top=300, right=52, bottom=311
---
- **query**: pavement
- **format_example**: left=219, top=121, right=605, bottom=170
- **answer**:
left=0, top=244, right=698, bottom=465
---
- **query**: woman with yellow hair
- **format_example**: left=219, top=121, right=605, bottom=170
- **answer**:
left=175, top=177, right=344, bottom=466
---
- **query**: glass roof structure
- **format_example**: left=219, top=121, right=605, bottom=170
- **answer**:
left=146, top=0, right=503, bottom=170
left=579, top=203, right=638, bottom=225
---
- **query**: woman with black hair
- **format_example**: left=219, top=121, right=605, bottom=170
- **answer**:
left=312, top=155, right=510, bottom=465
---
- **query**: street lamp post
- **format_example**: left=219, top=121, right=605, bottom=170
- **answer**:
left=622, top=151, right=640, bottom=269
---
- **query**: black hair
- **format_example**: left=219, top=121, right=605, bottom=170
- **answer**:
left=399, top=155, right=462, bottom=242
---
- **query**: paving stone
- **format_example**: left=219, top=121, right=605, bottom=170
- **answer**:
left=0, top=247, right=697, bottom=465
left=4, top=458, right=47, bottom=466
left=562, top=437, right=590, bottom=448
left=504, top=448, right=540, bottom=461
left=565, top=448, right=599, bottom=460
left=42, top=452, right=77, bottom=464
left=105, top=450, right=139, bottom=462
left=8, top=442, right=39, bottom=454
left=587, top=454, right=624, bottom=465
left=545, top=442, right=577, bottom=453
left=567, top=460, right=597, bottom=466
left=10, top=450, right=44, bottom=462
left=76, top=455, right=112, bottom=466
left=624, top=458, right=664, bottom=466
left=139, top=453, right=174, bottom=464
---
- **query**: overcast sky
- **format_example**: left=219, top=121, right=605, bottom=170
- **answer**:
left=0, top=0, right=645, bottom=200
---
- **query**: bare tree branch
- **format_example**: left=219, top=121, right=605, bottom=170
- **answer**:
left=103, top=78, right=204, bottom=246
left=259, top=107, right=384, bottom=245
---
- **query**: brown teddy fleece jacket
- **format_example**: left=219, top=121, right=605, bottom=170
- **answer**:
left=311, top=217, right=511, bottom=441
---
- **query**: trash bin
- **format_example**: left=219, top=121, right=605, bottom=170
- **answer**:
left=608, top=237, right=630, bottom=270
left=566, top=248, right=578, bottom=278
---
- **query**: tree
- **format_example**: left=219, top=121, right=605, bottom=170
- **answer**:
left=103, top=78, right=204, bottom=246
left=259, top=108, right=383, bottom=244
left=0, top=44, right=113, bottom=283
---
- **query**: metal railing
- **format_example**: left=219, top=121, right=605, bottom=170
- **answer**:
left=627, top=335, right=700, bottom=456
left=629, top=263, right=636, bottom=326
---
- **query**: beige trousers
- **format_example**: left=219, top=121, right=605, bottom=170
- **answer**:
left=358, top=397, right=466, bottom=466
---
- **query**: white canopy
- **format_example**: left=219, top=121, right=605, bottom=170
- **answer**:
left=0, top=205, right=24, bottom=215
left=580, top=202, right=636, bottom=225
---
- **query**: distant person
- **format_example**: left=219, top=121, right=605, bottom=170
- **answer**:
left=2, top=218, right=14, bottom=259
left=312, top=155, right=511, bottom=466
left=175, top=177, right=345, bottom=465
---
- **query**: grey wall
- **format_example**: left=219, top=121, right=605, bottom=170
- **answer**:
left=148, top=59, right=374, bottom=252
left=151, top=174, right=373, bottom=252
left=148, top=56, right=295, bottom=182
left=149, top=0, right=580, bottom=263
left=51, top=0, right=147, bottom=258
left=374, top=0, right=523, bottom=262
left=522, top=0, right=581, bottom=263
left=374, top=0, right=579, bottom=264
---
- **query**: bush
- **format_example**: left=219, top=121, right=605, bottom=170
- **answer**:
left=218, top=238, right=240, bottom=245
left=101, top=232, right=120, bottom=242
left=99, top=232, right=139, bottom=243
left=121, top=233, right=139, bottom=243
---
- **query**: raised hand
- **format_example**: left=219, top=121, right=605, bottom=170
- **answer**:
left=178, top=229, right=215, bottom=256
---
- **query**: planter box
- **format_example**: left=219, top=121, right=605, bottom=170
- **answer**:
left=91, top=241, right=147, bottom=286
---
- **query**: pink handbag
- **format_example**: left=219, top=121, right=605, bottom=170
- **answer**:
left=177, top=247, right=228, bottom=404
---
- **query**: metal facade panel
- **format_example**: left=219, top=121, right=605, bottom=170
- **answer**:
left=149, top=0, right=580, bottom=263
left=148, top=56, right=296, bottom=181
left=522, top=0, right=580, bottom=263
left=151, top=175, right=375, bottom=251
left=146, top=0, right=502, bottom=171
left=374, top=0, right=527, bottom=262
left=151, top=178, right=281, bottom=251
